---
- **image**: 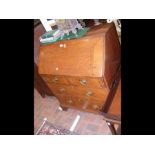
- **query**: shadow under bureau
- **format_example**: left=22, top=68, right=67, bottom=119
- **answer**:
left=38, top=23, right=121, bottom=114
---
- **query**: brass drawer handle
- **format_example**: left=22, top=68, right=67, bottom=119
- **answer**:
left=63, top=44, right=67, bottom=48
left=92, top=104, right=99, bottom=110
left=52, top=77, right=58, bottom=82
left=59, top=87, right=65, bottom=92
left=59, top=43, right=67, bottom=48
left=86, top=91, right=93, bottom=96
left=80, top=79, right=87, bottom=85
left=78, top=98, right=81, bottom=102
left=67, top=99, right=73, bottom=104
left=59, top=44, right=64, bottom=48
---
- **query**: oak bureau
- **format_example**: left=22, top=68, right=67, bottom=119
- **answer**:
left=38, top=23, right=121, bottom=114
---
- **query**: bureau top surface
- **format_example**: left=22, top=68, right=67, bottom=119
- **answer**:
left=39, top=23, right=119, bottom=77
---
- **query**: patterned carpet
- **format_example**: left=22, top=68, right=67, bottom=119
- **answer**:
left=36, top=119, right=78, bottom=135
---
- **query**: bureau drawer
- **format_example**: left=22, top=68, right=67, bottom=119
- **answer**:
left=46, top=83, right=74, bottom=95
left=57, top=95, right=104, bottom=113
left=41, top=75, right=68, bottom=85
left=86, top=103, right=103, bottom=112
left=57, top=95, right=85, bottom=109
left=74, top=86, right=109, bottom=102
left=67, top=77, right=105, bottom=88
left=47, top=83, right=109, bottom=102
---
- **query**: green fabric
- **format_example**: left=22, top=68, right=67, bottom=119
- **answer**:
left=41, top=29, right=58, bottom=39
left=41, top=27, right=89, bottom=45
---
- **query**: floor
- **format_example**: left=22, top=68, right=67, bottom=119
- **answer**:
left=34, top=88, right=112, bottom=135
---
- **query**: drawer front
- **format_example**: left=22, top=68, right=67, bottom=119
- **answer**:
left=86, top=103, right=103, bottom=112
left=73, top=86, right=109, bottom=102
left=47, top=83, right=109, bottom=102
left=46, top=83, right=74, bottom=95
left=57, top=95, right=104, bottom=113
left=57, top=95, right=85, bottom=109
left=67, top=77, right=105, bottom=88
left=41, top=75, right=68, bottom=85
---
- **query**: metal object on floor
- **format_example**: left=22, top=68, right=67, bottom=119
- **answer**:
left=70, top=115, right=81, bottom=132
left=35, top=117, right=47, bottom=135
left=57, top=105, right=81, bottom=132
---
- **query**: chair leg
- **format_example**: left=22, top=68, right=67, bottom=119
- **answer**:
left=106, top=121, right=117, bottom=135
left=116, top=124, right=121, bottom=135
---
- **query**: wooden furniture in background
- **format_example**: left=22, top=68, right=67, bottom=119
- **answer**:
left=34, top=19, right=41, bottom=27
left=102, top=67, right=121, bottom=134
left=34, top=22, right=54, bottom=97
left=34, top=63, right=54, bottom=97
left=38, top=23, right=121, bottom=114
